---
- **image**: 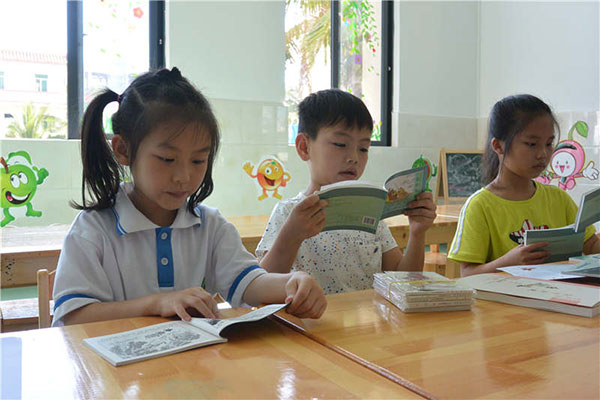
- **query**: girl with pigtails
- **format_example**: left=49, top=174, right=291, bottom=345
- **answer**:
left=52, top=68, right=326, bottom=326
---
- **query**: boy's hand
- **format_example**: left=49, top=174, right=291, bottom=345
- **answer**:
left=501, top=242, right=550, bottom=266
left=284, top=271, right=327, bottom=319
left=404, top=191, right=436, bottom=234
left=283, top=194, right=328, bottom=243
left=154, top=287, right=221, bottom=322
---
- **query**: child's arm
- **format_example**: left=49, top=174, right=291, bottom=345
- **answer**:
left=583, top=233, right=600, bottom=254
left=260, top=194, right=327, bottom=273
left=460, top=241, right=550, bottom=277
left=62, top=288, right=220, bottom=325
left=242, top=271, right=327, bottom=319
left=382, top=192, right=436, bottom=271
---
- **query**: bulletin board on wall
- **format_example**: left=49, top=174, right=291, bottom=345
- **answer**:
left=435, top=149, right=484, bottom=204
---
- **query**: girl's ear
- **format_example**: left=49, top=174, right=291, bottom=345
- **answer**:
left=491, top=138, right=505, bottom=156
left=295, top=133, right=311, bottom=161
left=112, top=135, right=130, bottom=166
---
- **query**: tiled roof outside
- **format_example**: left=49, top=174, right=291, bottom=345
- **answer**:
left=0, top=49, right=67, bottom=65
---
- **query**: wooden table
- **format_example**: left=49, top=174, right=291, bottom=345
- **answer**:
left=275, top=289, right=600, bottom=399
left=1, top=205, right=461, bottom=288
left=0, top=312, right=424, bottom=399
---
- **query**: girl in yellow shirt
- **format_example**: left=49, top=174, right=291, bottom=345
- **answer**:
left=448, top=94, right=600, bottom=276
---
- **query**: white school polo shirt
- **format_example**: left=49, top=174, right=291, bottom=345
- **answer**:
left=52, top=183, right=266, bottom=326
left=256, top=192, right=397, bottom=294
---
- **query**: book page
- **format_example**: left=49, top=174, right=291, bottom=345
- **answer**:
left=381, top=166, right=428, bottom=219
left=190, top=303, right=287, bottom=336
left=84, top=321, right=225, bottom=366
left=574, top=186, right=600, bottom=232
left=497, top=264, right=583, bottom=280
left=318, top=184, right=387, bottom=234
left=524, top=226, right=584, bottom=262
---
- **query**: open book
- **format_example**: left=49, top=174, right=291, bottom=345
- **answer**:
left=84, top=303, right=287, bottom=366
left=563, top=255, right=600, bottom=278
left=317, top=165, right=428, bottom=233
left=524, top=186, right=600, bottom=262
left=459, top=273, right=600, bottom=317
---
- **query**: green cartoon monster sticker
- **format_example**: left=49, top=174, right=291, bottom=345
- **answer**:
left=1, top=151, right=49, bottom=227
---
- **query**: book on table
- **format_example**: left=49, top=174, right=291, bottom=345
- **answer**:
left=563, top=255, right=600, bottom=278
left=373, top=271, right=475, bottom=312
left=459, top=273, right=600, bottom=317
left=524, top=186, right=600, bottom=262
left=317, top=165, right=428, bottom=234
left=84, top=303, right=287, bottom=366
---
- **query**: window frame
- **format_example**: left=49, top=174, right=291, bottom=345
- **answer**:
left=331, top=0, right=393, bottom=146
left=35, top=74, right=49, bottom=92
left=66, top=0, right=165, bottom=139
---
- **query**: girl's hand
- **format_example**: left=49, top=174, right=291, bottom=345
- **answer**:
left=404, top=191, right=437, bottom=234
left=154, top=287, right=220, bottom=322
left=501, top=242, right=551, bottom=265
left=284, top=271, right=327, bottom=319
left=284, top=194, right=328, bottom=243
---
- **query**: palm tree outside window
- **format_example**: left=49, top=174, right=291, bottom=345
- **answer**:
left=285, top=0, right=393, bottom=146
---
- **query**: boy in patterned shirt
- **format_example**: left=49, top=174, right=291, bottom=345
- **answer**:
left=256, top=89, right=436, bottom=294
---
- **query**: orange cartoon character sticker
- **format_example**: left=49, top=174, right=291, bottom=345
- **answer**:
left=243, top=158, right=291, bottom=200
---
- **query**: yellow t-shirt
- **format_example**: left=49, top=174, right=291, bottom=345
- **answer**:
left=448, top=181, right=596, bottom=264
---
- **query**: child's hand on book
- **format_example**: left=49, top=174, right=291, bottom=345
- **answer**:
left=404, top=192, right=437, bottom=234
left=284, top=194, right=328, bottom=242
left=153, top=287, right=221, bottom=322
left=500, top=242, right=550, bottom=266
left=284, top=271, right=327, bottom=319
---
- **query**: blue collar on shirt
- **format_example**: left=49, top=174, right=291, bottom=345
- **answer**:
left=111, top=182, right=203, bottom=236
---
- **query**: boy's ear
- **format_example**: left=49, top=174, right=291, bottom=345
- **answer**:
left=491, top=138, right=504, bottom=156
left=295, top=133, right=311, bottom=161
left=112, top=135, right=130, bottom=166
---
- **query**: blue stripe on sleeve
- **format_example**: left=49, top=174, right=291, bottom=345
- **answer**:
left=53, top=294, right=96, bottom=312
left=227, top=265, right=262, bottom=303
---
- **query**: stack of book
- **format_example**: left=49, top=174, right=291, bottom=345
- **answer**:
left=373, top=271, right=475, bottom=312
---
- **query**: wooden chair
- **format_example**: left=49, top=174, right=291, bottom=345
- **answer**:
left=36, top=268, right=56, bottom=328
left=424, top=244, right=447, bottom=276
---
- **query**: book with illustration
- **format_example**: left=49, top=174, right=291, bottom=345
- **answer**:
left=459, top=273, right=600, bottom=317
left=524, top=186, right=600, bottom=262
left=84, top=303, right=287, bottom=366
left=317, top=165, right=428, bottom=234
left=373, top=271, right=475, bottom=312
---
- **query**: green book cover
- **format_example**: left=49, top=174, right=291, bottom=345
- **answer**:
left=524, top=226, right=585, bottom=263
left=317, top=166, right=428, bottom=234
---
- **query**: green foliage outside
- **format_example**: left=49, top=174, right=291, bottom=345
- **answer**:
left=5, top=103, right=66, bottom=139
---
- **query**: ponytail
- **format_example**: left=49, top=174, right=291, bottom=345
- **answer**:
left=71, top=89, right=123, bottom=210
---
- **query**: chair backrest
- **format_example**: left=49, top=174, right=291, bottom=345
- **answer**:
left=37, top=268, right=56, bottom=329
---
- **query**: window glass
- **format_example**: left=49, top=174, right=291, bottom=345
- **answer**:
left=83, top=0, right=149, bottom=133
left=0, top=2, right=67, bottom=139
left=285, top=1, right=332, bottom=144
left=35, top=74, right=49, bottom=92
left=339, top=0, right=383, bottom=141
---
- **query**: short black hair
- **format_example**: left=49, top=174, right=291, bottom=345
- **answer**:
left=297, top=88, right=373, bottom=139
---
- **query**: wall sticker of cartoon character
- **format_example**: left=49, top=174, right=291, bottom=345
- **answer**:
left=1, top=150, right=49, bottom=227
left=537, top=121, right=599, bottom=190
left=243, top=157, right=291, bottom=200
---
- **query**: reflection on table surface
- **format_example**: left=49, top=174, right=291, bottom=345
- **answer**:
left=276, top=289, right=600, bottom=399
left=1, top=311, right=423, bottom=399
